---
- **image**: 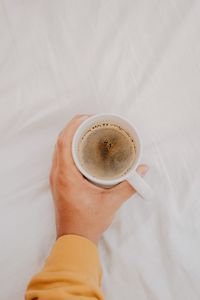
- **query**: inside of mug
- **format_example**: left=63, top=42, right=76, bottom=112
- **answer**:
left=72, top=113, right=141, bottom=184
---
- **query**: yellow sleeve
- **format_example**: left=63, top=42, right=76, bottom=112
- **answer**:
left=25, top=234, right=104, bottom=300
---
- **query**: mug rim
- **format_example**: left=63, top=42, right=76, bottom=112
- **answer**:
left=72, top=113, right=142, bottom=186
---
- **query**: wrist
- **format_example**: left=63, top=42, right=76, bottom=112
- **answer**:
left=56, top=228, right=100, bottom=246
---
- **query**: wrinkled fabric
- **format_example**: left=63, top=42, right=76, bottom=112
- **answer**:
left=0, top=1, right=200, bottom=299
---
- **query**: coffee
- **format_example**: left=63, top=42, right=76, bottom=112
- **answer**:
left=78, top=122, right=136, bottom=180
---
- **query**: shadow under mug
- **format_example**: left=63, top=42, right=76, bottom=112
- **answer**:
left=72, top=113, right=153, bottom=199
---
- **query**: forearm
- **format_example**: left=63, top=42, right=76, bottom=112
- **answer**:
left=25, top=235, right=104, bottom=300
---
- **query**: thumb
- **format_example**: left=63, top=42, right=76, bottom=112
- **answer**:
left=109, top=164, right=149, bottom=207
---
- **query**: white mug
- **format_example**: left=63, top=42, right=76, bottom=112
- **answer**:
left=72, top=113, right=153, bottom=199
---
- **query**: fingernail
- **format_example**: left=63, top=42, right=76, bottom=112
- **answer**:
left=138, top=165, right=149, bottom=176
left=80, top=114, right=91, bottom=119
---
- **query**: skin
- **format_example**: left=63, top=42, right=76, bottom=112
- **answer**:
left=50, top=114, right=149, bottom=245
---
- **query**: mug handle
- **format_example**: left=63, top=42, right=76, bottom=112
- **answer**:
left=126, top=170, right=153, bottom=199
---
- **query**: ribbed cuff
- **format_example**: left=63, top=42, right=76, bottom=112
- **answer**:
left=43, top=234, right=102, bottom=285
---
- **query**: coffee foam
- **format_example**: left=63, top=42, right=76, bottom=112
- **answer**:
left=78, top=122, right=136, bottom=180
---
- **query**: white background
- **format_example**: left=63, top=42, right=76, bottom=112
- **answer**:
left=0, top=1, right=200, bottom=299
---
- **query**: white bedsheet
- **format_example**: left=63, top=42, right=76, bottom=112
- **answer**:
left=0, top=1, right=200, bottom=299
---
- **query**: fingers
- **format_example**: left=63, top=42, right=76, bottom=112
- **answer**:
left=56, top=114, right=91, bottom=167
left=51, top=114, right=92, bottom=183
left=110, top=164, right=149, bottom=207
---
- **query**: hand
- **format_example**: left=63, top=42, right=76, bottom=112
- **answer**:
left=50, top=114, right=149, bottom=245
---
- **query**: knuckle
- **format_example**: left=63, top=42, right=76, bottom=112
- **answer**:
left=56, top=172, right=67, bottom=187
left=57, top=134, right=65, bottom=148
